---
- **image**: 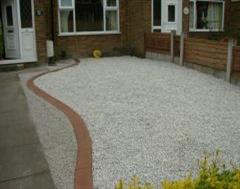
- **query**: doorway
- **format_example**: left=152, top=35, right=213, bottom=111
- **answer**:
left=161, top=0, right=182, bottom=35
left=0, top=0, right=37, bottom=64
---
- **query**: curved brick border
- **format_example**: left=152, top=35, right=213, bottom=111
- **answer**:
left=27, top=61, right=93, bottom=189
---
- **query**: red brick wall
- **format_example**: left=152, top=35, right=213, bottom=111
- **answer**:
left=34, top=0, right=51, bottom=63
left=182, top=0, right=190, bottom=35
left=53, top=0, right=128, bottom=59
left=34, top=0, right=152, bottom=61
left=126, top=0, right=151, bottom=57
left=52, top=0, right=152, bottom=59
left=184, top=38, right=228, bottom=70
left=230, top=1, right=240, bottom=36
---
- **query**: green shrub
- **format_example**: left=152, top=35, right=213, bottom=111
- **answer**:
left=115, top=177, right=154, bottom=189
left=115, top=152, right=240, bottom=189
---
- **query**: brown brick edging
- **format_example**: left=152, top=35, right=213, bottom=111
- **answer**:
left=27, top=61, right=94, bottom=189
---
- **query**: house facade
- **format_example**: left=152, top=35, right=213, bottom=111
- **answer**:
left=0, top=0, right=238, bottom=65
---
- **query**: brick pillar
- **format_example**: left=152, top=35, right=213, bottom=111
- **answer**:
left=182, top=0, right=190, bottom=36
left=224, top=0, right=231, bottom=30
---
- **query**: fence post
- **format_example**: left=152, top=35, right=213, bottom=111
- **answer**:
left=170, top=30, right=176, bottom=62
left=179, top=33, right=185, bottom=66
left=226, top=39, right=235, bottom=82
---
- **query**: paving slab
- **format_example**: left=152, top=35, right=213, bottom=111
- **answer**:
left=0, top=170, right=54, bottom=189
left=0, top=144, right=49, bottom=182
left=0, top=72, right=55, bottom=189
left=0, top=110, right=31, bottom=128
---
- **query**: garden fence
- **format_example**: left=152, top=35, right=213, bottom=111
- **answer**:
left=144, top=32, right=239, bottom=82
left=233, top=46, right=240, bottom=72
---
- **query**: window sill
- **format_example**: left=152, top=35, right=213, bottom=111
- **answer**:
left=58, top=31, right=121, bottom=36
left=189, top=29, right=224, bottom=32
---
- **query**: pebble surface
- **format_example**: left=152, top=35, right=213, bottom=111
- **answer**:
left=35, top=57, right=240, bottom=189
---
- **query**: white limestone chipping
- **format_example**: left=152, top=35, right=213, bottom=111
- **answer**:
left=35, top=57, right=240, bottom=189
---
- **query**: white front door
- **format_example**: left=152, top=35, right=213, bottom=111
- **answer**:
left=1, top=0, right=20, bottom=59
left=162, top=0, right=182, bottom=34
left=19, top=0, right=36, bottom=60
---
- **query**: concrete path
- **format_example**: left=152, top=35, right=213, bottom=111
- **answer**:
left=0, top=72, right=55, bottom=189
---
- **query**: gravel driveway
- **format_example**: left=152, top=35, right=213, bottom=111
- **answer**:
left=35, top=56, right=240, bottom=189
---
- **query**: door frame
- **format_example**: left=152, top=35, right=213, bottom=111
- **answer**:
left=161, top=0, right=182, bottom=35
left=0, top=0, right=37, bottom=65
left=1, top=0, right=21, bottom=59
left=151, top=0, right=182, bottom=35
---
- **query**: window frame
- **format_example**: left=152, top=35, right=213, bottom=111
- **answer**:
left=189, top=0, right=225, bottom=32
left=58, top=0, right=120, bottom=36
left=59, top=0, right=74, bottom=9
left=151, top=0, right=162, bottom=32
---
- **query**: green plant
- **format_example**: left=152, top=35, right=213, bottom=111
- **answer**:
left=115, top=152, right=240, bottom=189
left=115, top=176, right=154, bottom=189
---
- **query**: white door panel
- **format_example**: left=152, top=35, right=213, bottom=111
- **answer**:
left=1, top=0, right=37, bottom=61
left=161, top=0, right=182, bottom=35
left=1, top=0, right=20, bottom=59
left=6, top=35, right=16, bottom=49
left=21, top=30, right=35, bottom=60
left=19, top=0, right=36, bottom=60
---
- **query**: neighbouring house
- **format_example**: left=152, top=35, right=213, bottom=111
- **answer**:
left=0, top=0, right=239, bottom=65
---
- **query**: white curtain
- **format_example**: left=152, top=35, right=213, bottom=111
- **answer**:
left=207, top=3, right=223, bottom=30
left=106, top=11, right=117, bottom=31
left=61, top=10, right=71, bottom=32
left=189, top=2, right=194, bottom=29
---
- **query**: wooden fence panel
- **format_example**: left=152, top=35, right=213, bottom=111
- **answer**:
left=233, top=46, right=240, bottom=72
left=184, top=38, right=228, bottom=70
left=174, top=36, right=180, bottom=57
left=145, top=33, right=171, bottom=54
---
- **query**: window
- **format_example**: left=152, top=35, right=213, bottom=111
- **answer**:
left=75, top=0, right=104, bottom=32
left=20, top=0, right=33, bottom=28
left=60, top=0, right=73, bottom=8
left=60, top=10, right=74, bottom=32
left=189, top=0, right=224, bottom=31
left=107, top=0, right=116, bottom=7
left=6, top=6, right=13, bottom=26
left=168, top=5, right=175, bottom=22
left=58, top=0, right=119, bottom=35
left=106, top=10, right=118, bottom=31
left=152, top=0, right=162, bottom=31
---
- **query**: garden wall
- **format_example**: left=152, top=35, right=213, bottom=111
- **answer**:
left=184, top=38, right=228, bottom=70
